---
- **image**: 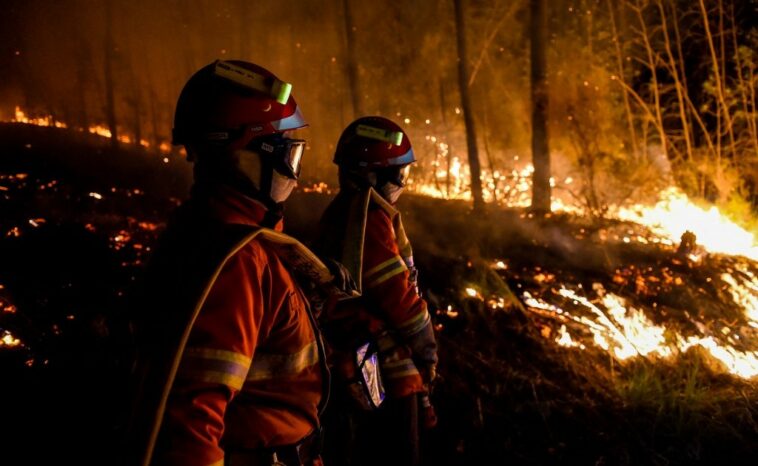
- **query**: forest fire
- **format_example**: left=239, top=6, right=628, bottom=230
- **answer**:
left=1, top=1, right=756, bottom=463
left=6, top=108, right=758, bottom=383
left=8, top=106, right=171, bottom=153
left=410, top=159, right=758, bottom=259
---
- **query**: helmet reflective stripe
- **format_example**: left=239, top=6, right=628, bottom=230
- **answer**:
left=214, top=60, right=293, bottom=104
left=272, top=105, right=307, bottom=132
left=356, top=124, right=404, bottom=146
left=386, top=148, right=415, bottom=166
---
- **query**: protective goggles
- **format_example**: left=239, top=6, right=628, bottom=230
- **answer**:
left=250, top=134, right=306, bottom=179
left=380, top=164, right=411, bottom=187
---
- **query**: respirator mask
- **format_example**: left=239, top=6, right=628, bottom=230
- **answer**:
left=377, top=164, right=410, bottom=205
left=240, top=134, right=305, bottom=203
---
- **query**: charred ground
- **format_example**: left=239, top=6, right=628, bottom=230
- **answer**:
left=0, top=126, right=756, bottom=465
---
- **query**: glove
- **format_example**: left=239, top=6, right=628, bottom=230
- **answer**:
left=419, top=363, right=437, bottom=385
left=323, top=258, right=358, bottom=295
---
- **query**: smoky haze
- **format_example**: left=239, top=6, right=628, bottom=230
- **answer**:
left=1, top=0, right=513, bottom=184
left=2, top=0, right=757, bottom=211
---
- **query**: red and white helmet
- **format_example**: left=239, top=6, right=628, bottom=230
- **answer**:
left=333, top=116, right=415, bottom=168
left=172, top=60, right=307, bottom=151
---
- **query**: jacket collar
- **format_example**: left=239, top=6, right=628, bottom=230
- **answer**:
left=197, top=183, right=284, bottom=231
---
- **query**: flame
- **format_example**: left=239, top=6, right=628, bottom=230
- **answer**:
left=617, top=187, right=758, bottom=260
left=12, top=106, right=67, bottom=128
left=523, top=283, right=758, bottom=379
left=7, top=105, right=172, bottom=154
left=301, top=182, right=333, bottom=194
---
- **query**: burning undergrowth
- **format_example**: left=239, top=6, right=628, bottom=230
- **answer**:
left=390, top=197, right=758, bottom=464
left=0, top=125, right=757, bottom=464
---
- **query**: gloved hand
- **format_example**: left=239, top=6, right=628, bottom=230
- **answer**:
left=419, top=363, right=437, bottom=385
left=323, top=258, right=358, bottom=295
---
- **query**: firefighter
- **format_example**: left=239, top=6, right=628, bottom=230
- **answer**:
left=316, top=116, right=439, bottom=466
left=126, top=60, right=333, bottom=466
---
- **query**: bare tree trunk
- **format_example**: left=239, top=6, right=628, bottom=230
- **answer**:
left=729, top=3, right=758, bottom=158
left=149, top=89, right=161, bottom=151
left=132, top=83, right=142, bottom=149
left=104, top=0, right=118, bottom=148
left=74, top=38, right=89, bottom=131
left=468, top=4, right=513, bottom=87
left=342, top=0, right=362, bottom=118
left=482, top=105, right=499, bottom=203
left=530, top=0, right=550, bottom=213
left=453, top=0, right=484, bottom=211
left=669, top=1, right=696, bottom=149
left=439, top=79, right=453, bottom=198
left=657, top=0, right=693, bottom=161
left=633, top=0, right=667, bottom=159
left=699, top=0, right=735, bottom=170
left=607, top=0, right=639, bottom=160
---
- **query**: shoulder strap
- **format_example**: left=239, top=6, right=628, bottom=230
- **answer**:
left=255, top=228, right=334, bottom=286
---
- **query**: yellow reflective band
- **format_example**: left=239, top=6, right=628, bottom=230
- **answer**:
left=366, top=260, right=407, bottom=289
left=364, top=257, right=401, bottom=279
left=214, top=60, right=292, bottom=104
left=397, top=310, right=431, bottom=337
left=356, top=124, right=404, bottom=146
left=381, top=358, right=420, bottom=379
left=207, top=460, right=224, bottom=466
left=177, top=347, right=252, bottom=391
left=247, top=341, right=319, bottom=381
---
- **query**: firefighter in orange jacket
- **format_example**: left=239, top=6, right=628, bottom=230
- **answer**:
left=126, top=60, right=333, bottom=466
left=316, top=117, right=438, bottom=466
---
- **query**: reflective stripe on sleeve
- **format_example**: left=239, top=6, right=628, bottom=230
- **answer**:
left=364, top=256, right=407, bottom=289
left=247, top=341, right=319, bottom=381
left=177, top=347, right=252, bottom=391
left=207, top=460, right=224, bottom=466
left=381, top=357, right=420, bottom=379
left=397, top=309, right=432, bottom=337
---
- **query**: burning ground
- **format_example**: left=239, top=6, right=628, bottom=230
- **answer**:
left=1, top=125, right=757, bottom=465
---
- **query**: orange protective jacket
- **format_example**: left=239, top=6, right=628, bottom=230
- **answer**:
left=127, top=184, right=329, bottom=466
left=316, top=187, right=438, bottom=398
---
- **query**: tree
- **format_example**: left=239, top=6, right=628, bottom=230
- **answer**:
left=104, top=0, right=118, bottom=148
left=453, top=0, right=484, bottom=211
left=342, top=0, right=362, bottom=118
left=530, top=0, right=551, bottom=213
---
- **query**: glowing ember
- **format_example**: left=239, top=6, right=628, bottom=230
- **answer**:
left=0, top=330, right=22, bottom=348
left=493, top=260, right=507, bottom=270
